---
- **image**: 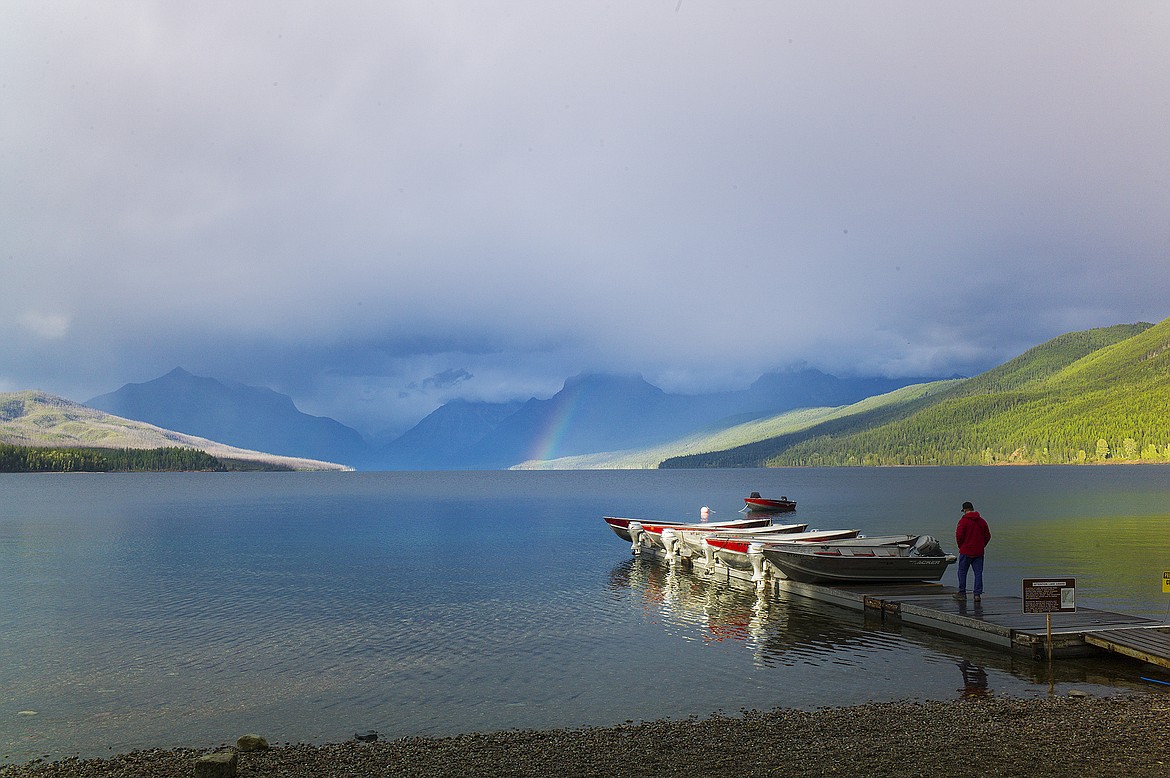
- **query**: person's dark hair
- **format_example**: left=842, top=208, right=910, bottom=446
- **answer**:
left=961, top=501, right=974, bottom=511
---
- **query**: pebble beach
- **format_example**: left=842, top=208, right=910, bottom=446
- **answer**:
left=3, top=694, right=1168, bottom=778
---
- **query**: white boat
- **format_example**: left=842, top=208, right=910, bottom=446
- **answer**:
left=631, top=517, right=778, bottom=554
left=603, top=515, right=769, bottom=543
left=676, top=521, right=809, bottom=558
left=603, top=515, right=774, bottom=555
left=814, top=534, right=922, bottom=547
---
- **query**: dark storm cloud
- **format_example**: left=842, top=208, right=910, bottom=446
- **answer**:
left=400, top=369, right=474, bottom=399
left=2, top=2, right=1168, bottom=434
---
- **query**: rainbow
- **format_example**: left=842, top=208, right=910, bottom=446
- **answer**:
left=526, top=393, right=583, bottom=463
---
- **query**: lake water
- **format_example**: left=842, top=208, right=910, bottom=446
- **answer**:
left=2, top=466, right=1169, bottom=763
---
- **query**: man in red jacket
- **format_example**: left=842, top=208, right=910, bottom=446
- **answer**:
left=954, top=501, right=992, bottom=603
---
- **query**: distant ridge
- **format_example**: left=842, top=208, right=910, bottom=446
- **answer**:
left=377, top=369, right=945, bottom=469
left=87, top=368, right=369, bottom=467
left=0, top=391, right=349, bottom=471
left=374, top=399, right=524, bottom=469
left=74, top=364, right=950, bottom=470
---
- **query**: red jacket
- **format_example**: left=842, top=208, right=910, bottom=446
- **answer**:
left=956, top=511, right=991, bottom=557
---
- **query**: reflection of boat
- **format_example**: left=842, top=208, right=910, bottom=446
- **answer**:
left=603, top=515, right=771, bottom=544
left=760, top=535, right=956, bottom=583
left=607, top=557, right=880, bottom=664
left=744, top=492, right=797, bottom=513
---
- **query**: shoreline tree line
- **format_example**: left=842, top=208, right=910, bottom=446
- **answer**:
left=0, top=445, right=287, bottom=473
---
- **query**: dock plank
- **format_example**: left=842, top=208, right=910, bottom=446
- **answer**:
left=1084, top=628, right=1170, bottom=669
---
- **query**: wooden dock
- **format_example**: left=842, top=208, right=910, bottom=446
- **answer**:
left=641, top=545, right=1170, bottom=666
left=1084, top=629, right=1170, bottom=668
left=819, top=582, right=1170, bottom=664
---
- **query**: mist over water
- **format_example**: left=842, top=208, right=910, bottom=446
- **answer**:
left=2, top=467, right=1168, bottom=762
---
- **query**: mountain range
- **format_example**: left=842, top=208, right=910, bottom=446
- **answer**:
left=6, top=316, right=1166, bottom=470
left=82, top=367, right=944, bottom=470
left=86, top=368, right=369, bottom=466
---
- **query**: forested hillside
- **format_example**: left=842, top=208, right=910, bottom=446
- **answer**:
left=0, top=444, right=228, bottom=472
left=663, top=320, right=1168, bottom=467
left=519, top=380, right=958, bottom=469
left=0, top=391, right=349, bottom=471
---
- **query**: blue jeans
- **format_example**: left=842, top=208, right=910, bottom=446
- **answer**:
left=957, top=554, right=984, bottom=596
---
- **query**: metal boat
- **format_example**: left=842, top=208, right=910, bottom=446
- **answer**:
left=676, top=521, right=808, bottom=558
left=603, top=512, right=776, bottom=542
left=632, top=517, right=775, bottom=552
left=743, top=492, right=797, bottom=513
left=702, top=529, right=861, bottom=572
left=760, top=535, right=956, bottom=583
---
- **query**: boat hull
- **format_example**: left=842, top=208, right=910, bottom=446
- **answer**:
left=703, top=530, right=860, bottom=571
left=638, top=517, right=774, bottom=551
left=603, top=516, right=773, bottom=544
left=602, top=516, right=643, bottom=542
left=744, top=497, right=797, bottom=513
left=677, top=522, right=808, bottom=558
left=761, top=545, right=956, bottom=583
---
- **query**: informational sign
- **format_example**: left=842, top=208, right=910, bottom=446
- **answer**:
left=1022, top=578, right=1076, bottom=613
left=1163, top=571, right=1170, bottom=594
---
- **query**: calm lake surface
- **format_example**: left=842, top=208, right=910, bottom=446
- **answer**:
left=3, top=466, right=1169, bottom=762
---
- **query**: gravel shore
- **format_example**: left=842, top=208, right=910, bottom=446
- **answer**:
left=3, top=694, right=1168, bottom=777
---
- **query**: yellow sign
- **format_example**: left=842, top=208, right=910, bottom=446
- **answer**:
left=1164, top=571, right=1170, bottom=594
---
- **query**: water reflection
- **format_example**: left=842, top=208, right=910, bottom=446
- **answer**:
left=615, top=559, right=768, bottom=649
left=5, top=467, right=1167, bottom=764
left=608, top=556, right=1154, bottom=697
left=957, top=659, right=989, bottom=698
left=992, top=513, right=1170, bottom=617
left=610, top=558, right=912, bottom=667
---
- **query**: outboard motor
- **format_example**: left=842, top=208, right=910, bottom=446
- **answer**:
left=701, top=536, right=718, bottom=573
left=912, top=535, right=943, bottom=557
left=661, top=528, right=680, bottom=563
left=628, top=522, right=644, bottom=555
left=748, top=542, right=767, bottom=591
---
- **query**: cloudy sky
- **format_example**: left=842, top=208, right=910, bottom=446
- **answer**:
left=3, top=2, right=1168, bottom=437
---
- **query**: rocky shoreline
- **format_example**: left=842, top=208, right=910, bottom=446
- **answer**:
left=3, top=694, right=1168, bottom=777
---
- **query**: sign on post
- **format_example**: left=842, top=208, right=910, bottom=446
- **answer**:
left=1163, top=571, right=1170, bottom=594
left=1022, top=578, right=1076, bottom=614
